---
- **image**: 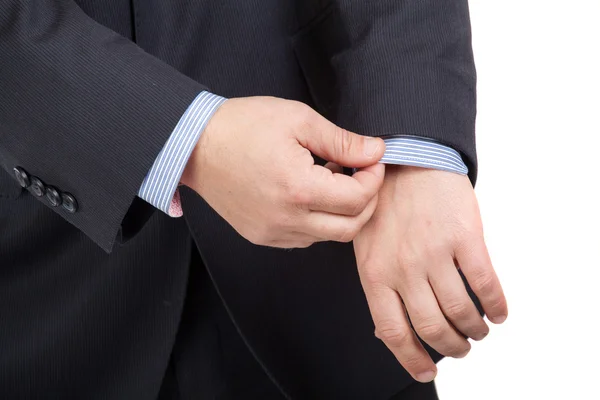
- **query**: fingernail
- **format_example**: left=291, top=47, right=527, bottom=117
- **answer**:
left=490, top=315, right=507, bottom=324
left=416, top=370, right=437, bottom=383
left=364, top=137, right=380, bottom=158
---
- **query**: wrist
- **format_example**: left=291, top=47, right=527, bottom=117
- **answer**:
left=384, top=165, right=426, bottom=182
left=180, top=142, right=200, bottom=189
left=180, top=102, right=223, bottom=192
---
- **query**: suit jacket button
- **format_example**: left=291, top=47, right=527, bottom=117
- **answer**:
left=30, top=176, right=46, bottom=197
left=46, top=186, right=62, bottom=207
left=13, top=167, right=30, bottom=188
left=61, top=193, right=78, bottom=213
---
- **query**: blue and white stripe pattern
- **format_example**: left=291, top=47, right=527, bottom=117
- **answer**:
left=381, top=136, right=468, bottom=175
left=138, top=91, right=226, bottom=214
left=139, top=92, right=467, bottom=216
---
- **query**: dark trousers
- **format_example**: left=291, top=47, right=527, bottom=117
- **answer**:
left=158, top=250, right=439, bottom=400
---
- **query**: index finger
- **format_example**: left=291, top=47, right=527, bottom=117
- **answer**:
left=307, top=162, right=385, bottom=216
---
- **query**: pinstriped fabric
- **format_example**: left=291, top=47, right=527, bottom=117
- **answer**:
left=138, top=91, right=226, bottom=215
left=381, top=136, right=468, bottom=175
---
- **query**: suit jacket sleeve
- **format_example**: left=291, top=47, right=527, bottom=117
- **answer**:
left=293, top=0, right=478, bottom=183
left=0, top=1, right=208, bottom=252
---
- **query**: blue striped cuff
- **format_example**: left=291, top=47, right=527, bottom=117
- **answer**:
left=138, top=91, right=227, bottom=214
left=380, top=136, right=468, bottom=175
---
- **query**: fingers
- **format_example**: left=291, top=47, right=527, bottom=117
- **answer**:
left=399, top=273, right=471, bottom=358
left=301, top=193, right=379, bottom=242
left=307, top=163, right=385, bottom=216
left=455, top=237, right=508, bottom=324
left=428, top=260, right=489, bottom=341
left=299, top=113, right=386, bottom=168
left=363, top=282, right=437, bottom=383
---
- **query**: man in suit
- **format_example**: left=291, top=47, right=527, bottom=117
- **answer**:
left=0, top=1, right=507, bottom=399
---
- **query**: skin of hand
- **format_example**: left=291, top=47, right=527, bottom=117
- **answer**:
left=181, top=96, right=386, bottom=248
left=353, top=165, right=508, bottom=383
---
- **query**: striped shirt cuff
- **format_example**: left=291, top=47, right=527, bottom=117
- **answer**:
left=380, top=136, right=468, bottom=175
left=138, top=91, right=227, bottom=216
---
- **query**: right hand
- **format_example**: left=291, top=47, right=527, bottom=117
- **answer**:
left=181, top=96, right=386, bottom=248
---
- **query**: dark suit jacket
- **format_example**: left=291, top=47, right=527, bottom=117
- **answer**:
left=0, top=1, right=478, bottom=399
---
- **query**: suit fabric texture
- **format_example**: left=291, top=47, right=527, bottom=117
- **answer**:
left=0, top=1, right=478, bottom=398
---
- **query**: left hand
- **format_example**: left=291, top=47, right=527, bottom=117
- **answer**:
left=353, top=166, right=508, bottom=383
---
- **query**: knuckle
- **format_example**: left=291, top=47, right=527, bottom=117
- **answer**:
left=454, top=230, right=484, bottom=253
left=291, top=101, right=314, bottom=123
left=334, top=127, right=353, bottom=157
left=398, top=266, right=428, bottom=291
left=464, top=218, right=485, bottom=237
left=375, top=323, right=412, bottom=348
left=472, top=271, right=496, bottom=294
left=448, top=219, right=471, bottom=241
left=337, top=231, right=353, bottom=243
left=428, top=240, right=451, bottom=258
left=353, top=192, right=371, bottom=215
left=348, top=197, right=365, bottom=216
left=395, top=247, right=421, bottom=271
left=349, top=221, right=363, bottom=239
left=299, top=102, right=317, bottom=122
left=360, top=266, right=386, bottom=287
left=417, top=238, right=449, bottom=262
left=293, top=104, right=319, bottom=134
left=337, top=223, right=360, bottom=243
left=416, top=321, right=446, bottom=342
left=285, top=181, right=312, bottom=206
left=402, top=354, right=429, bottom=371
left=444, top=301, right=470, bottom=320
left=399, top=257, right=419, bottom=275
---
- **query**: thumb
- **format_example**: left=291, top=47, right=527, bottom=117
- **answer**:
left=300, top=116, right=386, bottom=168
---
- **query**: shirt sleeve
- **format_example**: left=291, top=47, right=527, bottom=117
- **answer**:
left=139, top=92, right=467, bottom=218
left=137, top=91, right=226, bottom=216
left=380, top=136, right=468, bottom=175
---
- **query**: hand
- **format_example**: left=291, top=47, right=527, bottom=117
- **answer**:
left=181, top=96, right=386, bottom=248
left=353, top=166, right=507, bottom=383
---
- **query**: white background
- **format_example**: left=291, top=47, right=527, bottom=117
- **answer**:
left=436, top=1, right=600, bottom=398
